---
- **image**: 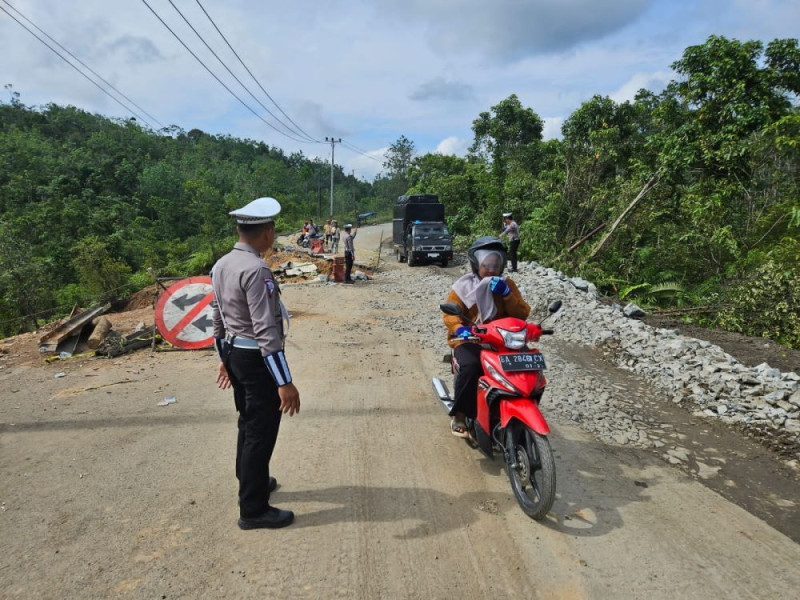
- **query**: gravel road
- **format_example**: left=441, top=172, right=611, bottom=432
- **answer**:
left=1, top=223, right=799, bottom=599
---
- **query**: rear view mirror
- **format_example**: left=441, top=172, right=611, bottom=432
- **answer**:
left=440, top=302, right=463, bottom=316
left=548, top=300, right=562, bottom=313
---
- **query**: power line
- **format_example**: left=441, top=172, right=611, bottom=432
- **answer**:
left=194, top=0, right=320, bottom=143
left=0, top=2, right=154, bottom=128
left=139, top=0, right=311, bottom=144
left=164, top=0, right=313, bottom=142
left=1, top=0, right=163, bottom=129
left=340, top=140, right=384, bottom=163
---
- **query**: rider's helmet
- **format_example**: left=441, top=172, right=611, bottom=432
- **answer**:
left=468, top=236, right=506, bottom=276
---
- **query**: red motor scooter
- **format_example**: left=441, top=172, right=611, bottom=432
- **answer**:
left=432, top=300, right=562, bottom=520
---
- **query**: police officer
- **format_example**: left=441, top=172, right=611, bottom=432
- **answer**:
left=212, top=197, right=299, bottom=530
left=342, top=223, right=358, bottom=284
left=499, top=212, right=520, bottom=272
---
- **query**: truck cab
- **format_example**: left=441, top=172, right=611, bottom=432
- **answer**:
left=393, top=195, right=453, bottom=267
left=405, top=221, right=453, bottom=266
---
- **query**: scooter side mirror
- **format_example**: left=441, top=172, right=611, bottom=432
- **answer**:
left=440, top=302, right=463, bottom=316
left=548, top=300, right=562, bottom=313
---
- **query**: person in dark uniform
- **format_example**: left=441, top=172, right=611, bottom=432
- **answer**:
left=212, top=197, right=300, bottom=530
left=499, top=212, right=520, bottom=272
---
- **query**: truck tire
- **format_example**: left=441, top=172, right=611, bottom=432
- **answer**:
left=408, top=253, right=416, bottom=267
left=440, top=259, right=449, bottom=267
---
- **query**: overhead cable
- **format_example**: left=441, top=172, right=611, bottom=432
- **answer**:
left=1, top=0, right=164, bottom=128
left=341, top=140, right=385, bottom=163
left=194, top=0, right=320, bottom=143
left=0, top=2, right=154, bottom=128
left=165, top=0, right=314, bottom=142
left=140, top=0, right=310, bottom=143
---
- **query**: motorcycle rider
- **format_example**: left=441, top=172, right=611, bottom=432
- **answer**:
left=442, top=237, right=530, bottom=437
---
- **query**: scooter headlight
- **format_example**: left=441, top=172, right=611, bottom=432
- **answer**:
left=484, top=360, right=521, bottom=395
left=497, top=327, right=527, bottom=350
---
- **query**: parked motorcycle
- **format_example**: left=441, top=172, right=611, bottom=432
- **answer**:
left=432, top=300, right=562, bottom=520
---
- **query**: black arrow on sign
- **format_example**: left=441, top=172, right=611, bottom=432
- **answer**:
left=192, top=314, right=213, bottom=332
left=172, top=292, right=206, bottom=311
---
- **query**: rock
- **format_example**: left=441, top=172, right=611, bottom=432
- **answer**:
left=612, top=432, right=630, bottom=445
left=667, top=448, right=689, bottom=462
left=765, top=390, right=788, bottom=405
left=754, top=362, right=781, bottom=380
left=695, top=462, right=722, bottom=480
left=570, top=277, right=591, bottom=291
left=623, top=303, right=646, bottom=319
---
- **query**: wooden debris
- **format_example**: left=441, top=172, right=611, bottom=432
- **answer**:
left=88, top=317, right=112, bottom=349
left=38, top=304, right=111, bottom=353
left=95, top=325, right=159, bottom=358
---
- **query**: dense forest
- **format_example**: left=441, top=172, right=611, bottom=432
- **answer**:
left=1, top=35, right=799, bottom=348
left=0, top=93, right=390, bottom=335
left=406, top=35, right=800, bottom=349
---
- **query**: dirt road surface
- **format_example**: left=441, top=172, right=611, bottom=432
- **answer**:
left=2, top=224, right=799, bottom=599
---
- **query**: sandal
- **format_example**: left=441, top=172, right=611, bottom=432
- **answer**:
left=450, top=419, right=470, bottom=438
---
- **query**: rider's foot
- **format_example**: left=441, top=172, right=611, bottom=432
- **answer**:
left=450, top=418, right=469, bottom=438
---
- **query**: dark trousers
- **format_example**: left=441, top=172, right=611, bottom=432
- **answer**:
left=508, top=239, right=520, bottom=272
left=452, top=343, right=482, bottom=419
left=345, top=251, right=354, bottom=282
left=224, top=347, right=283, bottom=518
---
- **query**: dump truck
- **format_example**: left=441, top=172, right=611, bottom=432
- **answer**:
left=393, top=194, right=453, bottom=267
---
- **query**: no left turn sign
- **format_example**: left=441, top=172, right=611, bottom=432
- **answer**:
left=155, top=276, right=215, bottom=349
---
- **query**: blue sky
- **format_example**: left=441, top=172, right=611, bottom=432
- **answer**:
left=2, top=0, right=798, bottom=179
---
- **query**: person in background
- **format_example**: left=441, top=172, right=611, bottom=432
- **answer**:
left=323, top=218, right=332, bottom=251
left=441, top=236, right=530, bottom=437
left=499, top=212, right=520, bottom=272
left=330, top=220, right=340, bottom=254
left=342, top=223, right=358, bottom=284
left=212, top=196, right=300, bottom=530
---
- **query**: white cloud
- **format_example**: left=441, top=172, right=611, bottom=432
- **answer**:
left=2, top=0, right=797, bottom=183
left=542, top=117, right=565, bottom=140
left=610, top=71, right=672, bottom=103
left=435, top=136, right=469, bottom=156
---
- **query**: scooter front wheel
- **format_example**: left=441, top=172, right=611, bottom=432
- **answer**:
left=505, top=422, right=556, bottom=520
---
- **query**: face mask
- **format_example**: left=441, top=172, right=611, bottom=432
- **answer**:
left=474, top=249, right=503, bottom=273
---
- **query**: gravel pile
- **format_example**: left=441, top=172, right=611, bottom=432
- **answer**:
left=366, top=260, right=799, bottom=462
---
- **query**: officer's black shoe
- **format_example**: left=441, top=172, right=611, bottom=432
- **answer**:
left=344, top=279, right=354, bottom=284
left=238, top=507, right=294, bottom=530
left=268, top=476, right=278, bottom=493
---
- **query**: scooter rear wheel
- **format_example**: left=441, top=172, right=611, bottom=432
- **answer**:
left=505, top=422, right=556, bottom=520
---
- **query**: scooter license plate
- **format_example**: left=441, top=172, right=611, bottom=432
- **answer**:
left=499, top=352, right=546, bottom=372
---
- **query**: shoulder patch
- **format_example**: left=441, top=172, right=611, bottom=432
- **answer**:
left=264, top=276, right=275, bottom=297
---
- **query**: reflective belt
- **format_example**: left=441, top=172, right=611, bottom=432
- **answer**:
left=224, top=332, right=260, bottom=350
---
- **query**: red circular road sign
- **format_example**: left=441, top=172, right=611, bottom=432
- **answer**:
left=155, top=276, right=215, bottom=349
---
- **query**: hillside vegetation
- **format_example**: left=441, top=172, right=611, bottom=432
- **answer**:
left=1, top=35, right=798, bottom=347
left=408, top=36, right=800, bottom=348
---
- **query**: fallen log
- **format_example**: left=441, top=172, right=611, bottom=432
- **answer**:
left=568, top=223, right=606, bottom=253
left=88, top=317, right=112, bottom=349
left=588, top=175, right=659, bottom=262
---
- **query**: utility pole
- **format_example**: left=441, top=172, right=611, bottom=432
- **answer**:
left=324, top=136, right=341, bottom=218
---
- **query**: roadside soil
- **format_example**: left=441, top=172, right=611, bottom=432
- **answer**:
left=643, top=315, right=800, bottom=374
left=1, top=224, right=799, bottom=599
